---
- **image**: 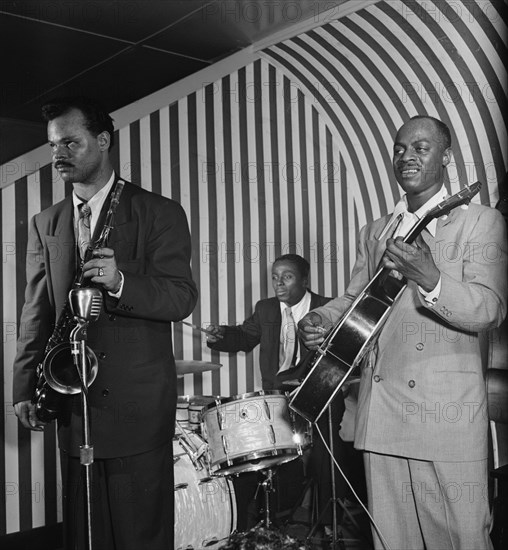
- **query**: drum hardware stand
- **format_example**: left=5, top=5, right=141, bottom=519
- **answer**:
left=306, top=406, right=365, bottom=550
left=254, top=468, right=277, bottom=529
left=175, top=419, right=207, bottom=471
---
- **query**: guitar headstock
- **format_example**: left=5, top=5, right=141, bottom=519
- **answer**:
left=425, top=181, right=482, bottom=220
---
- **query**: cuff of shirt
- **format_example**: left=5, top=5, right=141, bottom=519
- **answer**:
left=418, top=276, right=441, bottom=306
left=108, top=271, right=124, bottom=298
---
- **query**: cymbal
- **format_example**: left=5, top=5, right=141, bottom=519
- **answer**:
left=175, top=360, right=222, bottom=376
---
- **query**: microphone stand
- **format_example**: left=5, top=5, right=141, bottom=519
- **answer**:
left=70, top=320, right=94, bottom=550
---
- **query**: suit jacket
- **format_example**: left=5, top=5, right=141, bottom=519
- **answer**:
left=208, top=292, right=330, bottom=390
left=13, top=178, right=198, bottom=458
left=311, top=202, right=508, bottom=462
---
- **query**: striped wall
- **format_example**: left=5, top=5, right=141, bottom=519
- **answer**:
left=1, top=0, right=507, bottom=538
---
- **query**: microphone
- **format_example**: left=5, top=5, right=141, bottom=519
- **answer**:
left=69, top=287, right=103, bottom=322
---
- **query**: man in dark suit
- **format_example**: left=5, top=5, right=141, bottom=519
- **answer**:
left=13, top=97, right=198, bottom=550
left=207, top=254, right=347, bottom=537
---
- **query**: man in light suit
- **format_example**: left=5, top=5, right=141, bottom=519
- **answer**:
left=299, top=116, right=508, bottom=549
left=207, top=254, right=347, bottom=537
left=13, top=97, right=198, bottom=549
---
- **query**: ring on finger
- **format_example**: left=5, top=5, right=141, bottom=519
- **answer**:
left=98, top=267, right=104, bottom=277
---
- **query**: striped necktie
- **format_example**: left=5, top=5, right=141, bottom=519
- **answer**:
left=77, top=202, right=92, bottom=259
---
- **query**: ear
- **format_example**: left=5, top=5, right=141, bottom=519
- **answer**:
left=442, top=147, right=452, bottom=167
left=97, top=131, right=110, bottom=151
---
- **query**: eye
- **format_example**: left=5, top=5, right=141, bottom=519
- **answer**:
left=66, top=141, right=79, bottom=150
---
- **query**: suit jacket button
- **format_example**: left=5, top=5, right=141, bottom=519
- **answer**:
left=408, top=380, right=416, bottom=388
left=416, top=343, right=424, bottom=351
left=373, top=375, right=381, bottom=383
left=102, top=389, right=110, bottom=397
left=99, top=352, right=107, bottom=359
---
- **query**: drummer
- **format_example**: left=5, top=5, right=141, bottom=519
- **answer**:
left=206, top=254, right=348, bottom=536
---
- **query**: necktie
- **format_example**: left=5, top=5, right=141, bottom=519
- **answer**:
left=278, top=306, right=297, bottom=373
left=77, top=202, right=92, bottom=259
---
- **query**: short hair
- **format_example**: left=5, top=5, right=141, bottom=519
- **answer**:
left=273, top=254, right=310, bottom=279
left=409, top=115, right=452, bottom=149
left=41, top=96, right=115, bottom=149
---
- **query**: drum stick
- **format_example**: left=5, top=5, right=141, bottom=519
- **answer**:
left=180, top=320, right=218, bottom=336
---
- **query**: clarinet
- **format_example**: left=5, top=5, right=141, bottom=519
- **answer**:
left=32, top=180, right=125, bottom=422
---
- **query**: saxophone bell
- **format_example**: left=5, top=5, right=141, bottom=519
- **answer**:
left=42, top=342, right=98, bottom=395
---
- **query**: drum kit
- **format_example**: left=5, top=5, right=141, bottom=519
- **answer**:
left=173, top=360, right=312, bottom=550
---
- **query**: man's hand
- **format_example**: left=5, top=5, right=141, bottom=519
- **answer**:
left=382, top=234, right=440, bottom=292
left=298, top=312, right=328, bottom=350
left=14, top=400, right=46, bottom=431
left=82, top=247, right=122, bottom=293
left=206, top=324, right=225, bottom=343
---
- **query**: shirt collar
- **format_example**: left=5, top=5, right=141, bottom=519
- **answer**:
left=378, top=185, right=448, bottom=239
left=279, top=290, right=311, bottom=324
left=72, top=172, right=116, bottom=210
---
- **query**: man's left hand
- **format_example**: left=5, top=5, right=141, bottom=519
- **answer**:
left=82, top=247, right=122, bottom=293
left=382, top=235, right=440, bottom=292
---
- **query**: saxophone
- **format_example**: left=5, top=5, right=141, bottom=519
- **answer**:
left=32, top=180, right=125, bottom=422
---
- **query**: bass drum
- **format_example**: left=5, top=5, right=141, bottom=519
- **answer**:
left=173, top=430, right=236, bottom=549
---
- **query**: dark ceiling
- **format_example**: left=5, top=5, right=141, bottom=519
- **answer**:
left=0, top=0, right=346, bottom=164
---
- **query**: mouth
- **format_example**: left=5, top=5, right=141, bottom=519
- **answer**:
left=55, top=162, right=73, bottom=171
left=399, top=166, right=420, bottom=178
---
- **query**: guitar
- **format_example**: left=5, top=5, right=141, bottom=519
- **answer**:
left=289, top=182, right=482, bottom=423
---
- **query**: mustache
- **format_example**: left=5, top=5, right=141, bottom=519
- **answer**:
left=397, top=162, right=420, bottom=169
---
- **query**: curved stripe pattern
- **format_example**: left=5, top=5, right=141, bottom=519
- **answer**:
left=262, top=0, right=508, bottom=208
left=0, top=0, right=506, bottom=538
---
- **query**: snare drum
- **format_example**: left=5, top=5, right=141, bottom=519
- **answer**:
left=201, top=390, right=302, bottom=476
left=188, top=396, right=218, bottom=432
left=173, top=429, right=236, bottom=549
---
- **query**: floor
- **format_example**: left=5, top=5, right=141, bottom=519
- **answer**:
left=273, top=498, right=373, bottom=550
left=53, top=506, right=372, bottom=550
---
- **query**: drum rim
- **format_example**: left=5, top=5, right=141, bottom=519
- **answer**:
left=202, top=389, right=286, bottom=411
left=178, top=394, right=222, bottom=404
left=210, top=447, right=299, bottom=474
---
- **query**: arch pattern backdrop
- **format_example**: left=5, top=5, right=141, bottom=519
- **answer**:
left=0, top=0, right=506, bottom=539
left=261, top=0, right=508, bottom=213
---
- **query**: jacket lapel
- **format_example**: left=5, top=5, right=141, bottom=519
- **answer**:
left=46, top=197, right=75, bottom=311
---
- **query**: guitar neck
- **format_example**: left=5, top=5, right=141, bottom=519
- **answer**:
left=403, top=213, right=433, bottom=245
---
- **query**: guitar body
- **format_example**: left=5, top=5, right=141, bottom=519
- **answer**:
left=290, top=269, right=407, bottom=422
left=289, top=182, right=482, bottom=424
